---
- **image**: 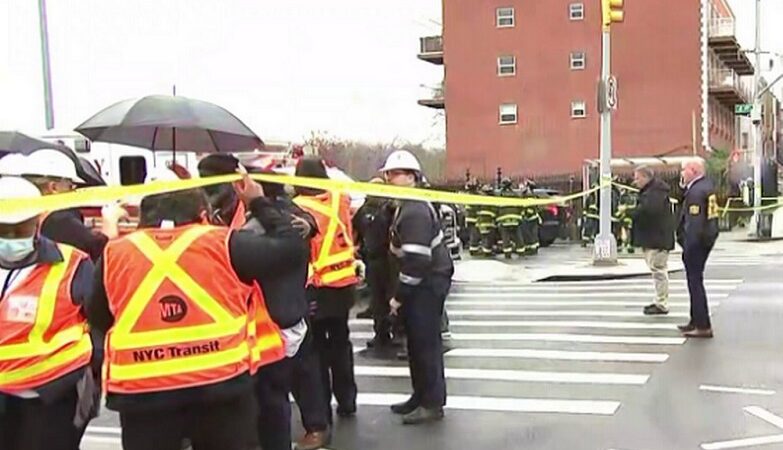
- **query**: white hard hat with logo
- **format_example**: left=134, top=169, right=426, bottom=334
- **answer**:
left=379, top=150, right=422, bottom=173
left=0, top=149, right=84, bottom=183
left=0, top=176, right=43, bottom=224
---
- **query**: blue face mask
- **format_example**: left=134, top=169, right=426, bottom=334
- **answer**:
left=0, top=237, right=35, bottom=263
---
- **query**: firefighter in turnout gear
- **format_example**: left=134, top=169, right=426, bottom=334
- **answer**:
left=519, top=182, right=541, bottom=255
left=463, top=179, right=481, bottom=256
left=615, top=184, right=637, bottom=254
left=476, top=185, right=498, bottom=256
left=582, top=189, right=600, bottom=246
left=495, top=178, right=523, bottom=259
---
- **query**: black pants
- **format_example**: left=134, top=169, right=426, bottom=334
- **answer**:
left=367, top=257, right=394, bottom=339
left=467, top=224, right=481, bottom=253
left=255, top=357, right=295, bottom=450
left=312, top=314, right=358, bottom=414
left=683, top=244, right=713, bottom=328
left=291, top=326, right=331, bottom=433
left=401, top=275, right=451, bottom=409
left=0, top=389, right=80, bottom=450
left=119, top=394, right=255, bottom=450
left=521, top=220, right=539, bottom=252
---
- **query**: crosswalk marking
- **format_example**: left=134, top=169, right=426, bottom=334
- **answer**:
left=446, top=310, right=691, bottom=318
left=351, top=318, right=681, bottom=331
left=354, top=365, right=649, bottom=385
left=446, top=348, right=669, bottom=363
left=356, top=393, right=621, bottom=415
left=455, top=279, right=742, bottom=287
left=351, top=331, right=686, bottom=345
left=445, top=300, right=719, bottom=307
left=450, top=292, right=729, bottom=299
left=457, top=285, right=737, bottom=292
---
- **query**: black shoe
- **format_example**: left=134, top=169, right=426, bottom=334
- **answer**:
left=402, top=406, right=445, bottom=425
left=337, top=404, right=357, bottom=418
left=396, top=349, right=409, bottom=360
left=677, top=323, right=696, bottom=332
left=682, top=327, right=714, bottom=338
left=366, top=335, right=393, bottom=348
left=643, top=304, right=669, bottom=315
left=391, top=399, right=419, bottom=415
left=356, top=308, right=373, bottom=319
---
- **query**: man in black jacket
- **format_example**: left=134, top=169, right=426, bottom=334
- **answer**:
left=676, top=159, right=719, bottom=338
left=629, top=166, right=675, bottom=316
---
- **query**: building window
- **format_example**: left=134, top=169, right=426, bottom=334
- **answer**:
left=570, top=51, right=586, bottom=70
left=496, top=7, right=515, bottom=28
left=571, top=101, right=587, bottom=118
left=499, top=104, right=518, bottom=124
left=498, top=55, right=516, bottom=76
left=569, top=3, right=585, bottom=20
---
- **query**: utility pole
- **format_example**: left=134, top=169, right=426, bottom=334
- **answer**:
left=750, top=0, right=763, bottom=237
left=37, top=0, right=55, bottom=130
left=593, top=0, right=624, bottom=265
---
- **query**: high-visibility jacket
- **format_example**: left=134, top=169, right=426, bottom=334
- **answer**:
left=228, top=201, right=246, bottom=230
left=102, top=225, right=283, bottom=394
left=293, top=191, right=358, bottom=288
left=0, top=245, right=92, bottom=393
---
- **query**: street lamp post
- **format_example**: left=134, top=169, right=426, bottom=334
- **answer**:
left=593, top=0, right=624, bottom=265
left=37, top=0, right=55, bottom=130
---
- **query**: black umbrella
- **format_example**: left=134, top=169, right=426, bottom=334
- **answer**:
left=75, top=95, right=264, bottom=155
left=0, top=130, right=105, bottom=186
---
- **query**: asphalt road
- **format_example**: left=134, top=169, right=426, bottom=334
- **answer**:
left=82, top=240, right=783, bottom=450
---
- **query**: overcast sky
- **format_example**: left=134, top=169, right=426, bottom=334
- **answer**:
left=0, top=0, right=780, bottom=147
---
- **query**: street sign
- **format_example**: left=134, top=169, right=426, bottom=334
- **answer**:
left=607, top=76, right=618, bottom=110
left=735, top=104, right=753, bottom=116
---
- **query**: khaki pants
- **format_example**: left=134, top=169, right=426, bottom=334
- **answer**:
left=643, top=249, right=669, bottom=308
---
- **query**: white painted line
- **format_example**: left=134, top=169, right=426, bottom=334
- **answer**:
left=351, top=318, right=681, bottom=331
left=699, top=385, right=776, bottom=396
left=354, top=365, right=649, bottom=385
left=86, top=426, right=122, bottom=435
left=450, top=292, right=729, bottom=299
left=357, top=393, right=620, bottom=415
left=458, top=285, right=736, bottom=292
left=744, top=406, right=783, bottom=430
left=446, top=348, right=669, bottom=363
left=446, top=310, right=691, bottom=318
left=446, top=300, right=719, bottom=308
left=701, top=434, right=783, bottom=450
left=82, top=435, right=123, bottom=445
left=456, top=279, right=743, bottom=287
left=350, top=331, right=686, bottom=345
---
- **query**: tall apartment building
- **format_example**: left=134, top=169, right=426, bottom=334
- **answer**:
left=418, top=0, right=754, bottom=180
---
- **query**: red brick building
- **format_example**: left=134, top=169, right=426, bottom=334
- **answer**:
left=418, top=0, right=753, bottom=180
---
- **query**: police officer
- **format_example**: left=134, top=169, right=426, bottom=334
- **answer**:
left=380, top=150, right=454, bottom=425
left=0, top=150, right=126, bottom=260
left=496, top=178, right=523, bottom=259
left=87, top=172, right=308, bottom=450
left=677, top=159, right=719, bottom=338
left=0, top=177, right=96, bottom=450
left=292, top=157, right=359, bottom=449
left=476, top=185, right=498, bottom=257
left=353, top=178, right=398, bottom=348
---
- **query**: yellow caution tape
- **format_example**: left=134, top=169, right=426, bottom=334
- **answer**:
left=0, top=173, right=603, bottom=217
left=609, top=181, right=783, bottom=213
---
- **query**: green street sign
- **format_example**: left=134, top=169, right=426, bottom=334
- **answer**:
left=735, top=104, right=753, bottom=115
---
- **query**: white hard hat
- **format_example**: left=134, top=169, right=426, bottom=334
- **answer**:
left=0, top=176, right=43, bottom=224
left=379, top=150, right=422, bottom=173
left=0, top=149, right=84, bottom=183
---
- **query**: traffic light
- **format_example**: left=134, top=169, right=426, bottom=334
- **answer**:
left=602, top=0, right=624, bottom=28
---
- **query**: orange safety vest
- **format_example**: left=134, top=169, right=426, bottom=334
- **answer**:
left=102, top=225, right=283, bottom=394
left=228, top=201, right=246, bottom=230
left=293, top=191, right=358, bottom=288
left=0, top=245, right=92, bottom=393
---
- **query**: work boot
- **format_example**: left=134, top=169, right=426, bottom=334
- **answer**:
left=396, top=349, right=409, bottom=361
left=643, top=304, right=669, bottom=315
left=294, top=430, right=330, bottom=450
left=356, top=308, right=373, bottom=319
left=366, top=334, right=393, bottom=348
left=391, top=398, right=419, bottom=415
left=337, top=403, right=357, bottom=418
left=682, top=328, right=713, bottom=338
left=402, top=406, right=445, bottom=425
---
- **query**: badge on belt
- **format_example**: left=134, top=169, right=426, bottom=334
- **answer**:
left=689, top=205, right=700, bottom=215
